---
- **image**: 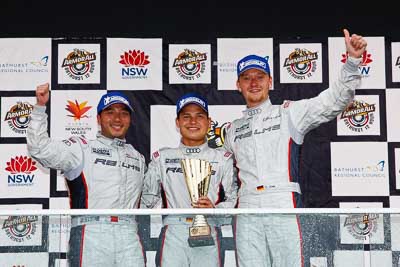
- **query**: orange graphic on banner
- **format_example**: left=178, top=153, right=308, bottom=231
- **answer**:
left=66, top=100, right=92, bottom=121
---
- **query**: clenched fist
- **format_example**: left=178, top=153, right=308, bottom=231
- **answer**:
left=36, top=83, right=50, bottom=106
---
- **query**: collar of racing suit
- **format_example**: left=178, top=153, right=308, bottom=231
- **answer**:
left=178, top=139, right=208, bottom=156
left=242, top=98, right=272, bottom=118
left=96, top=132, right=126, bottom=147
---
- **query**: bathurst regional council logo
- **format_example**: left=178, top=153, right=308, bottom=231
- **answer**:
left=283, top=48, right=318, bottom=80
left=61, top=49, right=96, bottom=81
left=340, top=100, right=376, bottom=133
left=4, top=102, right=33, bottom=135
left=172, top=49, right=207, bottom=80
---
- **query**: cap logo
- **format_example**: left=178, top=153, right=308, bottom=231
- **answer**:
left=239, top=59, right=267, bottom=71
left=104, top=95, right=129, bottom=106
left=179, top=97, right=206, bottom=110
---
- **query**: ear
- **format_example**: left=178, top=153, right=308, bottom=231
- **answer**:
left=208, top=117, right=211, bottom=129
left=97, top=114, right=101, bottom=124
left=268, top=76, right=273, bottom=89
left=175, top=117, right=180, bottom=129
left=236, top=80, right=242, bottom=93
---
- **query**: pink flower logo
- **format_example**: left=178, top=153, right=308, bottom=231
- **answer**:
left=5, top=156, right=37, bottom=174
left=119, top=50, right=150, bottom=67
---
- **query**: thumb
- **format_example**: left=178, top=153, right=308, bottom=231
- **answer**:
left=343, top=28, right=350, bottom=44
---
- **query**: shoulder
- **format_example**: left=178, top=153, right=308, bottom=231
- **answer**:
left=214, top=147, right=233, bottom=161
left=151, top=147, right=174, bottom=161
left=125, top=144, right=146, bottom=163
left=66, top=135, right=89, bottom=148
left=226, top=118, right=243, bottom=134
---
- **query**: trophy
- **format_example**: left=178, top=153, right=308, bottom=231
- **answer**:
left=181, top=158, right=215, bottom=247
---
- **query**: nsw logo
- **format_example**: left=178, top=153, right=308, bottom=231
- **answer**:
left=119, top=49, right=150, bottom=79
left=6, top=156, right=37, bottom=186
left=341, top=50, right=373, bottom=77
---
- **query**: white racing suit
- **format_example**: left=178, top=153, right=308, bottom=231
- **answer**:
left=141, top=142, right=237, bottom=267
left=224, top=57, right=362, bottom=267
left=26, top=105, right=146, bottom=267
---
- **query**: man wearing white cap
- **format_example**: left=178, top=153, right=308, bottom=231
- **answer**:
left=27, top=83, right=146, bottom=267
left=224, top=29, right=368, bottom=266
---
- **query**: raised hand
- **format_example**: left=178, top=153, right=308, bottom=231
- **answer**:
left=343, top=28, right=367, bottom=59
left=35, top=83, right=50, bottom=106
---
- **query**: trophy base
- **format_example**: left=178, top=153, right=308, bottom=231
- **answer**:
left=188, top=225, right=215, bottom=247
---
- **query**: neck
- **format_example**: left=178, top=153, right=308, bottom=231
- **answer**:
left=247, top=97, right=269, bottom=109
left=181, top=138, right=206, bottom=147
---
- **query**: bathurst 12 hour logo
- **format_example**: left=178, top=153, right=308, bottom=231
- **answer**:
left=61, top=49, right=96, bottom=81
left=4, top=102, right=33, bottom=135
left=2, top=216, right=38, bottom=243
left=341, top=50, right=373, bottom=77
left=6, top=156, right=37, bottom=186
left=344, top=213, right=379, bottom=241
left=283, top=48, right=318, bottom=80
left=172, top=49, right=207, bottom=80
left=340, top=100, right=376, bottom=133
left=207, top=120, right=230, bottom=148
left=119, top=49, right=150, bottom=79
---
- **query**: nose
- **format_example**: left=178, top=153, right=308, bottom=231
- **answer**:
left=189, top=116, right=197, bottom=124
left=113, top=111, right=122, bottom=121
left=250, top=77, right=258, bottom=86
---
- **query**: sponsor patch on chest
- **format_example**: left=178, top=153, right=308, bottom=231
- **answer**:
left=91, top=147, right=112, bottom=156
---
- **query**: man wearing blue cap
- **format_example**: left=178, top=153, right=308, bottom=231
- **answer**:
left=27, top=83, right=146, bottom=267
left=141, top=92, right=237, bottom=267
left=224, top=29, right=368, bottom=266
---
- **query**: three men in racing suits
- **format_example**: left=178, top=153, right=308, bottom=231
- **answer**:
left=26, top=83, right=146, bottom=267
left=224, top=29, right=368, bottom=266
left=141, top=92, right=237, bottom=267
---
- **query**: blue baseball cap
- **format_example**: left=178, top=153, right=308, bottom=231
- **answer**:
left=237, top=55, right=270, bottom=77
left=176, top=92, right=208, bottom=115
left=97, top=91, right=134, bottom=114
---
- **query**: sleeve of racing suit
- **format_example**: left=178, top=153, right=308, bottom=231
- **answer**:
left=287, top=56, right=362, bottom=144
left=215, top=153, right=238, bottom=208
left=26, top=105, right=84, bottom=180
left=223, top=123, right=234, bottom=154
left=140, top=152, right=162, bottom=208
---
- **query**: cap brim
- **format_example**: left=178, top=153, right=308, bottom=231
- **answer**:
left=98, top=101, right=134, bottom=114
left=238, top=65, right=269, bottom=76
left=177, top=101, right=208, bottom=115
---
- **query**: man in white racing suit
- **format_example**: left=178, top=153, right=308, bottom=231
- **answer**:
left=26, top=83, right=146, bottom=267
left=224, top=29, right=368, bottom=266
left=141, top=92, right=237, bottom=267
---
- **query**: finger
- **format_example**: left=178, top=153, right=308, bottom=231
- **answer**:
left=343, top=29, right=350, bottom=40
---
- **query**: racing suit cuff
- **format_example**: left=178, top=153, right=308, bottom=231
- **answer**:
left=344, top=56, right=362, bottom=73
left=33, top=104, right=47, bottom=114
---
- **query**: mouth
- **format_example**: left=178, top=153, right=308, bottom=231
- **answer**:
left=186, top=126, right=200, bottom=131
left=248, top=88, right=262, bottom=93
left=111, top=125, right=124, bottom=131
